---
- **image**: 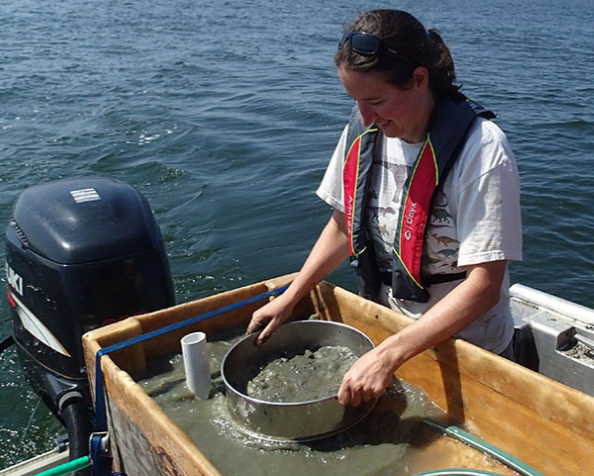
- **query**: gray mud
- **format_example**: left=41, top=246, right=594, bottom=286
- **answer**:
left=562, top=341, right=594, bottom=366
left=246, top=345, right=358, bottom=402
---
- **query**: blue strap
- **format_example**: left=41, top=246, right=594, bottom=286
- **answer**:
left=94, top=284, right=289, bottom=434
left=90, top=433, right=114, bottom=476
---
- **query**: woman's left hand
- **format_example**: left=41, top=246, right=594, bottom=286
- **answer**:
left=337, top=346, right=398, bottom=407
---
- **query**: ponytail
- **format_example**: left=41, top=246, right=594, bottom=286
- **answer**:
left=427, top=29, right=460, bottom=96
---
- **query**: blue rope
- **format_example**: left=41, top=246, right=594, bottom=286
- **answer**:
left=94, top=284, right=289, bottom=432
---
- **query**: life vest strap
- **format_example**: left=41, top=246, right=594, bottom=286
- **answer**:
left=380, top=271, right=467, bottom=287
left=343, top=125, right=378, bottom=257
left=395, top=138, right=437, bottom=287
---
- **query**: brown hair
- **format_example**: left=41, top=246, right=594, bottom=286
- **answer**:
left=334, top=10, right=459, bottom=97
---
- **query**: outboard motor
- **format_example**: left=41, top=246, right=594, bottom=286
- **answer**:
left=5, top=177, right=175, bottom=471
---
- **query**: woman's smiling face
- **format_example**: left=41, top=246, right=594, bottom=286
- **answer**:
left=338, top=67, right=434, bottom=144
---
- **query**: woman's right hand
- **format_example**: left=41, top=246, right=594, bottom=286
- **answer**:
left=247, top=293, right=296, bottom=345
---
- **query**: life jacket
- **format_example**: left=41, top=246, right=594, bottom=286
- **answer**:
left=343, top=92, right=495, bottom=303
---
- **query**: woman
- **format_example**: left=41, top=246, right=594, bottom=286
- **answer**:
left=248, top=10, right=522, bottom=407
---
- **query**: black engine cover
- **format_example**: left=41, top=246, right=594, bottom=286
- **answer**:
left=5, top=177, right=175, bottom=382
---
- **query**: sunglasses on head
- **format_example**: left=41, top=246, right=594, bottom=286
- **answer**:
left=338, top=32, right=400, bottom=57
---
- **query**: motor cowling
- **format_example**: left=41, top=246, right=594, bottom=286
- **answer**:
left=5, top=177, right=175, bottom=464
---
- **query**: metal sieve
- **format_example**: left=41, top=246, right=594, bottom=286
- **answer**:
left=221, top=320, right=376, bottom=441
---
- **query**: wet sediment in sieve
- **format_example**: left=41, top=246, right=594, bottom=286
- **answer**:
left=243, top=344, right=359, bottom=403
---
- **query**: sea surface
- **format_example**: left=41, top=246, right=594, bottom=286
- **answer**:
left=1, top=0, right=593, bottom=469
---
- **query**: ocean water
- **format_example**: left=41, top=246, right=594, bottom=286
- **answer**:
left=1, top=0, right=593, bottom=469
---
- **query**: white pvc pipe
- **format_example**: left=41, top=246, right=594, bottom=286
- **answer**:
left=181, top=331, right=211, bottom=399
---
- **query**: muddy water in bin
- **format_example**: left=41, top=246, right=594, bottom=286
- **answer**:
left=135, top=328, right=517, bottom=476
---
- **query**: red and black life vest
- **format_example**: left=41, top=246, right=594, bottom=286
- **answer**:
left=343, top=92, right=495, bottom=303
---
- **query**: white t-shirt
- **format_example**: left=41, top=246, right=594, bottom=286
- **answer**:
left=316, top=116, right=522, bottom=353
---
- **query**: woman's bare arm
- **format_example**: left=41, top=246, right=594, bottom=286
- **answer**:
left=338, top=259, right=508, bottom=406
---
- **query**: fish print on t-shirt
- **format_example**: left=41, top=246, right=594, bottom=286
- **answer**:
left=367, top=159, right=409, bottom=272
left=423, top=190, right=462, bottom=277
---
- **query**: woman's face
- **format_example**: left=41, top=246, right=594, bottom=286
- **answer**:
left=338, top=67, right=434, bottom=143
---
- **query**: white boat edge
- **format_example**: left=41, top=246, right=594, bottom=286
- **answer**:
left=510, top=283, right=594, bottom=325
left=0, top=447, right=69, bottom=476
